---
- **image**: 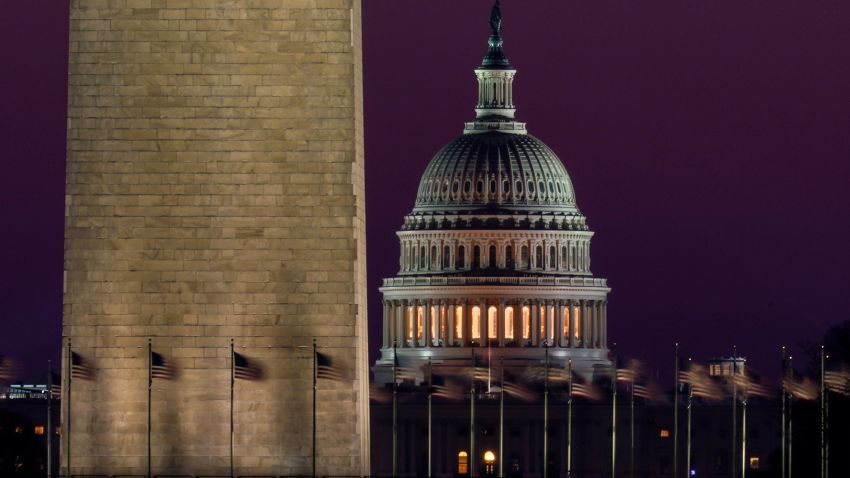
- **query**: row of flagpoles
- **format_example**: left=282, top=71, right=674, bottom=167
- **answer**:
left=2, top=339, right=849, bottom=478
left=379, top=341, right=850, bottom=478
left=47, top=338, right=342, bottom=478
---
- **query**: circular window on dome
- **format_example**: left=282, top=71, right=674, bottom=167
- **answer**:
left=489, top=180, right=497, bottom=195
left=515, top=180, right=523, bottom=195
left=556, top=182, right=562, bottom=193
left=502, top=179, right=510, bottom=197
left=538, top=181, right=545, bottom=198
left=548, top=181, right=554, bottom=194
left=527, top=181, right=535, bottom=198
left=452, top=180, right=460, bottom=195
left=476, top=180, right=484, bottom=195
left=443, top=180, right=450, bottom=196
left=464, top=180, right=472, bottom=195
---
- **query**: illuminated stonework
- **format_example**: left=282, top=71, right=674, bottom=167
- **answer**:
left=373, top=7, right=611, bottom=383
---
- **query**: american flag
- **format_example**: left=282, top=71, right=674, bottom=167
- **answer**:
left=70, top=351, right=93, bottom=380
left=430, top=373, right=464, bottom=401
left=49, top=372, right=62, bottom=399
left=233, top=352, right=263, bottom=381
left=824, top=369, right=850, bottom=396
left=732, top=371, right=775, bottom=399
left=150, top=351, right=175, bottom=380
left=502, top=369, right=536, bottom=402
left=783, top=373, right=817, bottom=400
left=316, top=351, right=344, bottom=381
left=679, top=363, right=725, bottom=401
left=0, top=354, right=19, bottom=381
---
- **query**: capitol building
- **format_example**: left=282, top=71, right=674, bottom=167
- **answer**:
left=373, top=2, right=611, bottom=385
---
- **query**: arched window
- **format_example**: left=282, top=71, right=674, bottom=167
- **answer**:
left=471, top=306, right=481, bottom=340
left=443, top=245, right=451, bottom=269
left=561, top=246, right=568, bottom=269
left=535, top=245, right=543, bottom=269
left=520, top=245, right=529, bottom=269
left=472, top=246, right=481, bottom=269
left=420, top=246, right=426, bottom=269
left=488, top=245, right=497, bottom=268
left=455, top=306, right=464, bottom=340
left=488, top=306, right=498, bottom=340
left=504, top=307, right=514, bottom=340
left=431, top=245, right=438, bottom=268
left=522, top=306, right=530, bottom=340
left=549, top=246, right=556, bottom=269
left=563, top=307, right=570, bottom=341
left=505, top=245, right=514, bottom=268
left=457, top=245, right=466, bottom=269
left=458, top=451, right=469, bottom=475
left=571, top=246, right=577, bottom=270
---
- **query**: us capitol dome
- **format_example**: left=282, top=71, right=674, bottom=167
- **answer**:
left=373, top=2, right=611, bottom=384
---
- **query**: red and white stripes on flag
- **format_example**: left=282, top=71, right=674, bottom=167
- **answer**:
left=150, top=351, right=175, bottom=380
left=824, top=369, right=850, bottom=396
left=679, top=363, right=725, bottom=401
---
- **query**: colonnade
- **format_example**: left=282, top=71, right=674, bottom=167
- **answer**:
left=382, top=298, right=607, bottom=350
left=401, top=237, right=590, bottom=274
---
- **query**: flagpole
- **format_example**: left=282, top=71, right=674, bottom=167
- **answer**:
left=312, top=339, right=317, bottom=478
left=230, top=340, right=235, bottom=478
left=470, top=344, right=476, bottom=478
left=566, top=359, right=573, bottom=478
left=392, top=340, right=398, bottom=477
left=47, top=359, right=52, bottom=478
left=788, top=356, right=793, bottom=478
left=673, top=343, right=679, bottom=478
left=498, top=356, right=504, bottom=478
left=611, top=343, right=617, bottom=478
left=731, top=345, right=737, bottom=478
left=148, top=338, right=152, bottom=478
left=66, top=339, right=71, bottom=477
left=543, top=342, right=549, bottom=478
left=630, top=365, right=635, bottom=478
left=742, top=395, right=747, bottom=478
left=428, top=356, right=433, bottom=478
left=781, top=346, right=787, bottom=478
left=686, top=357, right=693, bottom=478
left=820, top=345, right=825, bottom=478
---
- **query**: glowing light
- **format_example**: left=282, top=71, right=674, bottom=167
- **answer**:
left=484, top=451, right=496, bottom=463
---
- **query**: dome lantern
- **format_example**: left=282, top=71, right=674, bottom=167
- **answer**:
left=467, top=0, right=526, bottom=134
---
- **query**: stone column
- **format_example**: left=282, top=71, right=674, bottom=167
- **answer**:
left=498, top=302, right=506, bottom=347
left=383, top=301, right=391, bottom=348
left=447, top=301, right=456, bottom=346
left=602, top=301, right=608, bottom=348
left=555, top=301, right=564, bottom=348
left=582, top=300, right=590, bottom=349
left=531, top=300, right=539, bottom=346
left=422, top=300, right=431, bottom=348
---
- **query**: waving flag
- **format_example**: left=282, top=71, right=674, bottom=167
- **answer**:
left=233, top=352, right=263, bottom=381
left=0, top=355, right=21, bottom=382
left=150, top=351, right=176, bottom=380
left=679, top=363, right=724, bottom=401
left=70, top=351, right=94, bottom=380
left=431, top=373, right=464, bottom=401
left=824, top=368, right=850, bottom=396
left=783, top=371, right=817, bottom=400
left=732, top=371, right=775, bottom=399
left=502, top=369, right=536, bottom=402
left=316, top=351, right=345, bottom=381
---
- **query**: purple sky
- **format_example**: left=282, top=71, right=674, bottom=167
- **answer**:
left=2, top=0, right=849, bottom=380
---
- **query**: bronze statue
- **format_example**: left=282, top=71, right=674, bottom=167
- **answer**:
left=489, top=0, right=502, bottom=36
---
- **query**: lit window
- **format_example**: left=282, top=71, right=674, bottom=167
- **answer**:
left=406, top=307, right=414, bottom=339
left=416, top=307, right=424, bottom=340
left=563, top=307, right=570, bottom=339
left=660, top=429, right=670, bottom=438
left=34, top=426, right=45, bottom=436
left=458, top=450, right=469, bottom=474
left=455, top=306, right=463, bottom=339
left=488, top=306, right=498, bottom=339
left=547, top=307, right=555, bottom=343
left=749, top=457, right=760, bottom=470
left=573, top=306, right=581, bottom=341
left=15, top=426, right=23, bottom=434
left=471, top=307, right=481, bottom=340
left=522, top=307, right=530, bottom=339
left=431, top=306, right=438, bottom=341
left=504, top=307, right=514, bottom=340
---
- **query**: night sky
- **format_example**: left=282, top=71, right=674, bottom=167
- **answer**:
left=2, top=1, right=849, bottom=381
